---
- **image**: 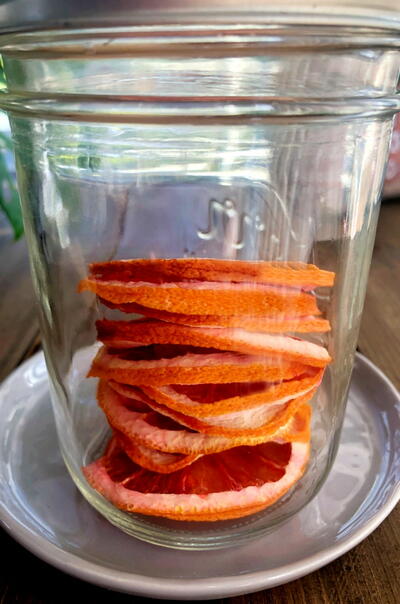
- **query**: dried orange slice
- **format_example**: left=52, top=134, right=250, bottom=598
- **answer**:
left=113, top=403, right=311, bottom=474
left=114, top=431, right=200, bottom=473
left=83, top=437, right=310, bottom=521
left=96, top=319, right=331, bottom=367
left=98, top=380, right=313, bottom=446
left=89, top=346, right=309, bottom=386
left=98, top=381, right=311, bottom=454
left=99, top=300, right=331, bottom=333
left=275, top=402, right=311, bottom=444
left=109, top=376, right=319, bottom=433
left=87, top=258, right=335, bottom=288
left=109, top=369, right=322, bottom=419
left=80, top=279, right=320, bottom=317
left=109, top=384, right=315, bottom=436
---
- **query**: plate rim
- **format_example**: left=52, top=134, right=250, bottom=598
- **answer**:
left=0, top=351, right=399, bottom=600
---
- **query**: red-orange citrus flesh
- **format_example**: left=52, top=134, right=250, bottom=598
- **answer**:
left=83, top=437, right=310, bottom=521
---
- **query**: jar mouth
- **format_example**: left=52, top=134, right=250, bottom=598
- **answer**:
left=1, top=23, right=400, bottom=57
left=2, top=23, right=400, bottom=122
left=1, top=4, right=400, bottom=38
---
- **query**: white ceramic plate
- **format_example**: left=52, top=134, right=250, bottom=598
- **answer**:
left=0, top=352, right=399, bottom=600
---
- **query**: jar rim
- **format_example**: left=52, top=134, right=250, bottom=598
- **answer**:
left=1, top=3, right=400, bottom=37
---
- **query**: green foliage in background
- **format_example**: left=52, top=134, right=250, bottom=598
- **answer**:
left=0, top=57, right=23, bottom=239
left=0, top=131, right=23, bottom=238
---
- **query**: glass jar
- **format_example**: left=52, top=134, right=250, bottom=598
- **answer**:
left=1, top=3, right=399, bottom=549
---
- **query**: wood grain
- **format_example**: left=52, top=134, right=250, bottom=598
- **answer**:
left=0, top=203, right=399, bottom=604
left=357, top=202, right=400, bottom=389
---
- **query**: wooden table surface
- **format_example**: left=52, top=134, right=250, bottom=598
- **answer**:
left=0, top=203, right=399, bottom=604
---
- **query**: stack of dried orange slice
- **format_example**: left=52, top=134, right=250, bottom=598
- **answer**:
left=79, top=258, right=334, bottom=521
